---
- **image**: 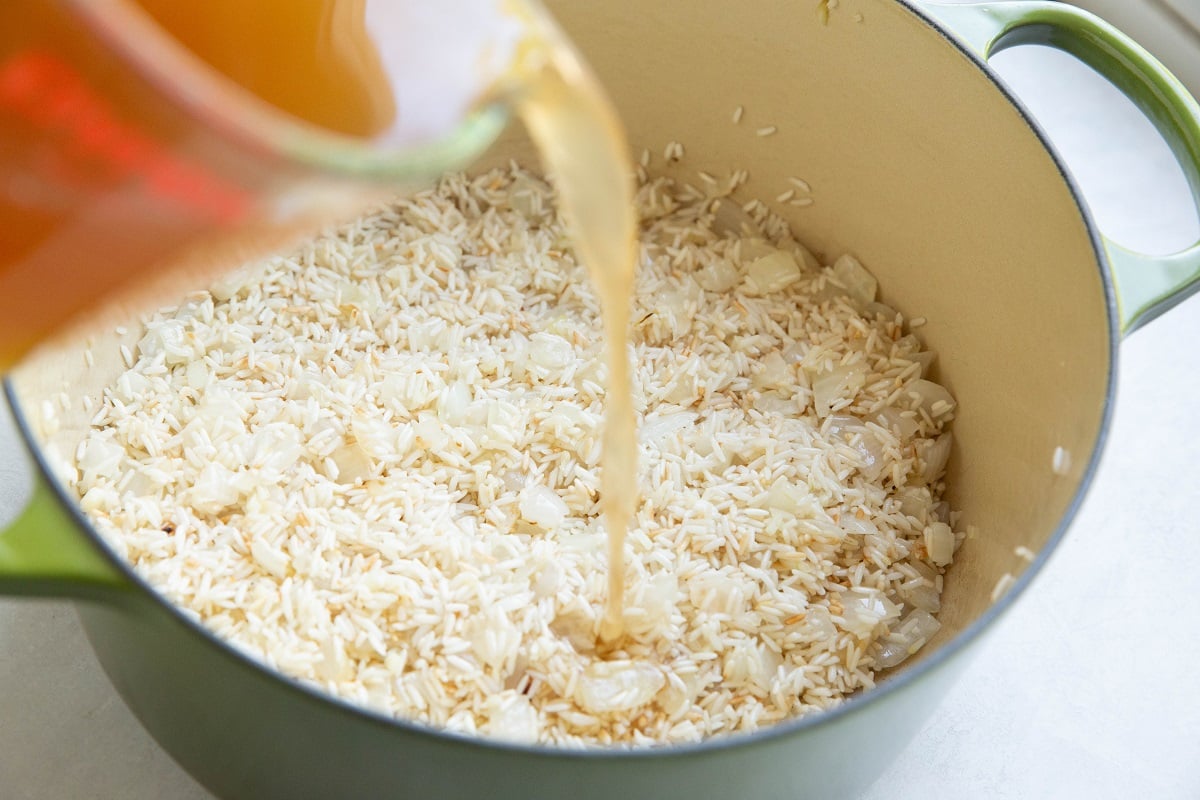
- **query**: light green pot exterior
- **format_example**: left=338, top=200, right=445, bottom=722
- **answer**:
left=2, top=2, right=1200, bottom=798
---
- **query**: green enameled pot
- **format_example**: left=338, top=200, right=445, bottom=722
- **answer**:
left=4, top=2, right=1200, bottom=798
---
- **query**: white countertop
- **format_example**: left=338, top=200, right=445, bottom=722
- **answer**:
left=2, top=24, right=1200, bottom=800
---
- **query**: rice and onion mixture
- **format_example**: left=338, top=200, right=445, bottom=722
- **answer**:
left=71, top=166, right=963, bottom=746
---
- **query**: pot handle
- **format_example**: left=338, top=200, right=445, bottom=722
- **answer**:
left=0, top=396, right=128, bottom=600
left=919, top=1, right=1200, bottom=334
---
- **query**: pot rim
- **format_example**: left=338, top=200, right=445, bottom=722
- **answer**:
left=2, top=0, right=1120, bottom=761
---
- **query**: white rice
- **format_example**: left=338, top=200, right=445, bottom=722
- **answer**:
left=71, top=164, right=962, bottom=747
left=1052, top=445, right=1071, bottom=476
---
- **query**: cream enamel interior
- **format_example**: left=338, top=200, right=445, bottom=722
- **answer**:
left=12, top=0, right=1111, bottom=686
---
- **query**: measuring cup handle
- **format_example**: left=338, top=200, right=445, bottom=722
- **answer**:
left=0, top=385, right=127, bottom=600
left=919, top=0, right=1200, bottom=334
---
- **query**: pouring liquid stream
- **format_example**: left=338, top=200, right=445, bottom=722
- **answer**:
left=513, top=39, right=639, bottom=644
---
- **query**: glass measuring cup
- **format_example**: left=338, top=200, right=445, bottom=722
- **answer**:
left=0, top=0, right=526, bottom=368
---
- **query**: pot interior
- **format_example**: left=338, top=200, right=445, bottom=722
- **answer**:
left=12, top=0, right=1111, bottom=696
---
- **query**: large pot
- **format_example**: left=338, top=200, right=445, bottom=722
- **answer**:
left=3, top=2, right=1200, bottom=798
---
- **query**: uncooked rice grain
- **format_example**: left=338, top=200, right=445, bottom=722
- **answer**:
left=72, top=164, right=963, bottom=747
left=991, top=572, right=1016, bottom=603
left=1052, top=445, right=1071, bottom=476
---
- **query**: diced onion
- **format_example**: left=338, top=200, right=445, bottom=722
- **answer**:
left=763, top=477, right=812, bottom=514
left=501, top=470, right=526, bottom=494
left=519, top=484, right=569, bottom=529
left=826, top=414, right=886, bottom=478
left=688, top=571, right=747, bottom=615
left=664, top=372, right=698, bottom=405
left=413, top=415, right=450, bottom=451
left=810, top=364, right=866, bottom=418
left=754, top=392, right=796, bottom=417
left=438, top=381, right=472, bottom=424
left=331, top=441, right=372, bottom=484
left=925, top=521, right=955, bottom=566
left=804, top=606, right=837, bottom=639
left=872, top=637, right=911, bottom=669
left=467, top=608, right=521, bottom=670
left=640, top=411, right=698, bottom=444
left=779, top=237, right=822, bottom=272
left=250, top=538, right=290, bottom=578
left=138, top=319, right=195, bottom=365
left=752, top=351, right=793, bottom=391
left=739, top=238, right=778, bottom=263
left=576, top=660, right=665, bottom=713
left=482, top=693, right=540, bottom=744
left=186, top=360, right=210, bottom=390
left=907, top=379, right=956, bottom=418
left=532, top=561, right=561, bottom=598
left=529, top=332, right=574, bottom=371
left=187, top=462, right=241, bottom=514
left=831, top=254, right=878, bottom=305
left=841, top=514, right=878, bottom=535
left=245, top=427, right=304, bottom=472
left=722, top=641, right=781, bottom=692
left=694, top=259, right=740, bottom=292
left=864, top=301, right=899, bottom=322
left=77, top=436, right=125, bottom=488
left=909, top=350, right=936, bottom=376
left=898, top=486, right=933, bottom=519
left=839, top=587, right=900, bottom=638
left=901, top=582, right=941, bottom=614
left=744, top=250, right=802, bottom=295
left=782, top=341, right=806, bottom=364
left=903, top=608, right=942, bottom=643
left=712, top=198, right=760, bottom=237
left=209, top=271, right=249, bottom=302
left=658, top=283, right=693, bottom=319
left=875, top=407, right=920, bottom=441
left=510, top=173, right=549, bottom=219
left=918, top=433, right=953, bottom=485
left=632, top=572, right=679, bottom=634
left=336, top=279, right=377, bottom=312
left=874, top=609, right=941, bottom=668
